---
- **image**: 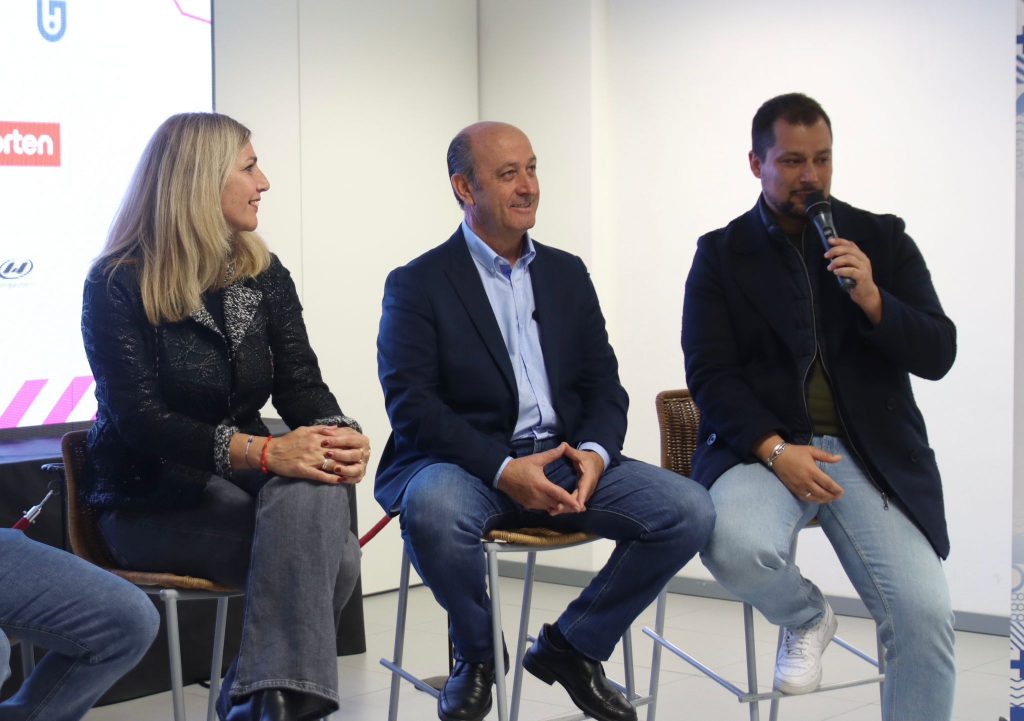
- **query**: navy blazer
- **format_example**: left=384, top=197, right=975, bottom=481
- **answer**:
left=375, top=227, right=628, bottom=514
left=682, top=199, right=956, bottom=558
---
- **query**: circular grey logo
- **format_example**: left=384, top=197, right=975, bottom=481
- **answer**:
left=0, top=259, right=34, bottom=279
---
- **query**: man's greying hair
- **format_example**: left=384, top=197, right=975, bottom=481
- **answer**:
left=751, top=93, right=832, bottom=161
left=447, top=130, right=476, bottom=208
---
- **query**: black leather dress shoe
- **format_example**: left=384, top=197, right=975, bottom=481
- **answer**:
left=438, top=660, right=495, bottom=721
left=523, top=624, right=637, bottom=721
left=225, top=688, right=327, bottom=721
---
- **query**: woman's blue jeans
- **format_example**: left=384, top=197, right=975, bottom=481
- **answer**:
left=398, top=439, right=715, bottom=663
left=98, top=471, right=360, bottom=718
left=701, top=435, right=956, bottom=721
left=0, top=528, right=160, bottom=721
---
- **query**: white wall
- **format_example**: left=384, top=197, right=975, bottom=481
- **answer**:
left=215, top=0, right=479, bottom=594
left=476, top=0, right=615, bottom=571
left=476, top=0, right=1015, bottom=617
left=216, top=0, right=1015, bottom=617
left=626, top=0, right=1013, bottom=620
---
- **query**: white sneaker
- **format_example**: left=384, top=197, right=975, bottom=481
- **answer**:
left=773, top=602, right=838, bottom=695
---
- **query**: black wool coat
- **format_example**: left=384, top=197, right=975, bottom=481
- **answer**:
left=682, top=198, right=956, bottom=558
left=81, top=254, right=350, bottom=510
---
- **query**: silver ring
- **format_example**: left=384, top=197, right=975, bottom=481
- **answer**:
left=804, top=491, right=812, bottom=498
left=321, top=457, right=331, bottom=472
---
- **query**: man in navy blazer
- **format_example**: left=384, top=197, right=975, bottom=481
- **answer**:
left=683, top=94, right=956, bottom=720
left=377, top=121, right=714, bottom=721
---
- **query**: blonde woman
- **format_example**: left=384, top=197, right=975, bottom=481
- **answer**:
left=81, top=112, right=368, bottom=721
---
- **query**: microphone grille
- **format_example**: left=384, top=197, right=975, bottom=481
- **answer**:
left=804, top=191, right=830, bottom=217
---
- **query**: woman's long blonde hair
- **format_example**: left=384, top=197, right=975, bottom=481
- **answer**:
left=94, top=112, right=271, bottom=325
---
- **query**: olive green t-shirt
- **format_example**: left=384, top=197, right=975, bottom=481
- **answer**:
left=806, top=357, right=842, bottom=436
left=788, top=233, right=843, bottom=437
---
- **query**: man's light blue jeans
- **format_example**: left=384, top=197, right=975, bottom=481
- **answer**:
left=399, top=438, right=715, bottom=663
left=701, top=435, right=955, bottom=721
left=0, top=528, right=159, bottom=721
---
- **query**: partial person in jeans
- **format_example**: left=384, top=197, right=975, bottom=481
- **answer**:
left=80, top=113, right=369, bottom=721
left=376, top=121, right=715, bottom=721
left=682, top=93, right=956, bottom=720
left=0, top=528, right=159, bottom=720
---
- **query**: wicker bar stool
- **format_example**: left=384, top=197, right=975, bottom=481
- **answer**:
left=646, top=389, right=884, bottom=721
left=50, top=430, right=243, bottom=721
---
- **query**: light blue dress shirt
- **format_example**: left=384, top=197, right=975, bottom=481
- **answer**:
left=461, top=222, right=610, bottom=485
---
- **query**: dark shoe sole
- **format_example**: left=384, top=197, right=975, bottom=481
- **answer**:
left=522, top=652, right=557, bottom=685
left=438, top=697, right=492, bottom=721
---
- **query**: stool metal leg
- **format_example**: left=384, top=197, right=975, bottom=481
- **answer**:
left=386, top=552, right=412, bottom=721
left=19, top=640, right=35, bottom=679
left=486, top=544, right=509, bottom=721
left=161, top=589, right=186, bottom=721
left=877, top=634, right=886, bottom=704
left=743, top=602, right=761, bottom=721
left=621, top=626, right=636, bottom=700
left=768, top=623, right=786, bottom=721
left=509, top=550, right=537, bottom=721
left=206, top=595, right=230, bottom=721
left=645, top=586, right=668, bottom=721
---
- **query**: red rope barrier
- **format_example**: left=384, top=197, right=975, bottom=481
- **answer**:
left=359, top=513, right=392, bottom=547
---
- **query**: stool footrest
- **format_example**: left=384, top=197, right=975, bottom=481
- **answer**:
left=643, top=624, right=885, bottom=704
left=832, top=634, right=881, bottom=668
left=379, top=659, right=442, bottom=699
left=739, top=675, right=887, bottom=704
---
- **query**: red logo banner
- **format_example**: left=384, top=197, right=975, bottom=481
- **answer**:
left=0, top=121, right=61, bottom=167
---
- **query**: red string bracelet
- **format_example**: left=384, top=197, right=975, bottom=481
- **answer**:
left=260, top=435, right=272, bottom=475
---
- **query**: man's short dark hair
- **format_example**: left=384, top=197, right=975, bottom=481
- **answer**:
left=751, top=93, right=832, bottom=161
left=447, top=130, right=476, bottom=208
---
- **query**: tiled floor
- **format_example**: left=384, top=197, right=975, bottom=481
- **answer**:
left=83, top=579, right=1006, bottom=720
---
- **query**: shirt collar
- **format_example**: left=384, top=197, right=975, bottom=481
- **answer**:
left=757, top=194, right=803, bottom=244
left=756, top=194, right=778, bottom=234
left=462, top=220, right=536, bottom=276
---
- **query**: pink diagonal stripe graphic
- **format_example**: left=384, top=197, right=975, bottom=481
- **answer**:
left=0, top=380, right=47, bottom=429
left=172, top=0, right=211, bottom=24
left=43, top=376, right=95, bottom=425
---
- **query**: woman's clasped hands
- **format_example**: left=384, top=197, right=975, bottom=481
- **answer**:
left=262, top=425, right=371, bottom=485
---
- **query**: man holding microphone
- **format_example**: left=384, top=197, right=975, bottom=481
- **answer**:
left=682, top=93, right=957, bottom=720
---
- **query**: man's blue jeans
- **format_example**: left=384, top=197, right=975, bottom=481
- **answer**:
left=399, top=439, right=715, bottom=662
left=701, top=435, right=955, bottom=721
left=0, top=528, right=159, bottom=721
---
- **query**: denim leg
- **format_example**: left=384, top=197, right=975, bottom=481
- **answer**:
left=543, top=459, right=715, bottom=660
left=401, top=459, right=713, bottom=663
left=231, top=475, right=358, bottom=712
left=98, top=475, right=257, bottom=589
left=0, top=529, right=159, bottom=721
left=98, top=474, right=359, bottom=716
left=399, top=463, right=519, bottom=662
left=700, top=460, right=825, bottom=628
left=813, top=437, right=955, bottom=721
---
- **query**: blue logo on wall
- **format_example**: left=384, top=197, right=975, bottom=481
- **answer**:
left=0, top=259, right=34, bottom=280
left=37, top=0, right=67, bottom=42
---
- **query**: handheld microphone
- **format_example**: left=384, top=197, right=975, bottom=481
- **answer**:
left=804, top=191, right=855, bottom=292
